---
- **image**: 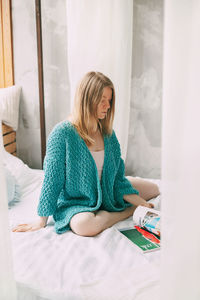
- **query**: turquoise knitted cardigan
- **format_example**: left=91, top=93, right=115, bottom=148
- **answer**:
left=37, top=121, right=139, bottom=234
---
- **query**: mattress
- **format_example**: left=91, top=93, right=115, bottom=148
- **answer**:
left=7, top=155, right=161, bottom=300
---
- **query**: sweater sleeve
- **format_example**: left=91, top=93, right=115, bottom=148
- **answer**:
left=37, top=124, right=66, bottom=216
left=111, top=130, right=139, bottom=197
left=114, top=157, right=139, bottom=196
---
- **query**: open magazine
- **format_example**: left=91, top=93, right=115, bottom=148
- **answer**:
left=119, top=206, right=161, bottom=253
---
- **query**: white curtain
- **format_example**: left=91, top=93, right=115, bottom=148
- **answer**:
left=66, top=0, right=133, bottom=159
left=161, top=1, right=200, bottom=299
left=0, top=126, right=17, bottom=299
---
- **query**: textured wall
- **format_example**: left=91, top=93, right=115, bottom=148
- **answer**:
left=12, top=0, right=70, bottom=169
left=126, top=0, right=163, bottom=179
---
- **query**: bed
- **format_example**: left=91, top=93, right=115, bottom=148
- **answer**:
left=1, top=122, right=161, bottom=300
left=0, top=86, right=161, bottom=299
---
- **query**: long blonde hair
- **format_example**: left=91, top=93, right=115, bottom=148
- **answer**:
left=71, top=71, right=115, bottom=145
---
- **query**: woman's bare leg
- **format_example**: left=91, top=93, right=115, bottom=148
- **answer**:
left=70, top=206, right=135, bottom=237
left=70, top=192, right=153, bottom=237
left=126, top=176, right=160, bottom=201
left=70, top=177, right=160, bottom=237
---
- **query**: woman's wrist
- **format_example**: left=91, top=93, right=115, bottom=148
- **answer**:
left=124, top=194, right=152, bottom=208
left=38, top=216, right=49, bottom=227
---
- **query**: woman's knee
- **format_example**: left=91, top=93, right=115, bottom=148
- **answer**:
left=126, top=176, right=160, bottom=200
left=70, top=212, right=101, bottom=237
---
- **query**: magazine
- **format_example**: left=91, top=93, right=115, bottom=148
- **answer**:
left=133, top=206, right=161, bottom=237
left=119, top=206, right=161, bottom=253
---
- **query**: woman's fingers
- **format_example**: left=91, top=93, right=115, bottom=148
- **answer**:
left=26, top=225, right=39, bottom=231
left=12, top=224, right=32, bottom=232
left=12, top=223, right=44, bottom=232
left=13, top=227, right=27, bottom=232
left=141, top=202, right=154, bottom=209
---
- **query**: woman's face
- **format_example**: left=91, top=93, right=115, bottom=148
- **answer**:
left=97, top=87, right=112, bottom=119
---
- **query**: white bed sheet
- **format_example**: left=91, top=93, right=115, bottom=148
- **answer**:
left=9, top=168, right=161, bottom=300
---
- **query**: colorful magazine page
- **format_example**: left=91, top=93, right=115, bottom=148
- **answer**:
left=119, top=227, right=160, bottom=253
left=133, top=206, right=161, bottom=237
left=134, top=226, right=160, bottom=244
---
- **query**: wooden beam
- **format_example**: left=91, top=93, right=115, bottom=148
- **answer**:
left=2, top=123, right=16, bottom=154
left=0, top=0, right=14, bottom=87
left=5, top=142, right=16, bottom=154
left=35, top=0, right=46, bottom=167
left=0, top=0, right=5, bottom=87
left=2, top=123, right=14, bottom=134
left=0, top=1, right=16, bottom=156
left=3, top=131, right=16, bottom=145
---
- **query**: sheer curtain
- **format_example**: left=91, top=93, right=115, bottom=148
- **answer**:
left=0, top=126, right=17, bottom=299
left=161, top=0, right=200, bottom=299
left=66, top=0, right=133, bottom=159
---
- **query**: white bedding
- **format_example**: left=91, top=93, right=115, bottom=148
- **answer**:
left=7, top=155, right=161, bottom=300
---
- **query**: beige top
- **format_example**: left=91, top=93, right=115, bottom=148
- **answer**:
left=90, top=149, right=105, bottom=179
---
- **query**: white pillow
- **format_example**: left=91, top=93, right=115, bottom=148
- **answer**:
left=4, top=167, right=20, bottom=204
left=2, top=147, right=44, bottom=190
left=0, top=85, right=21, bottom=130
left=0, top=120, right=43, bottom=192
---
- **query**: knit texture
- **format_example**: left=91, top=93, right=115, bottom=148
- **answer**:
left=37, top=121, right=139, bottom=234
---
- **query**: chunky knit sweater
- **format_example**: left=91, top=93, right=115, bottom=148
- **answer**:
left=37, top=121, right=139, bottom=234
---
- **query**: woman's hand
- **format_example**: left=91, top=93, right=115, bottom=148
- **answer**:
left=124, top=194, right=154, bottom=209
left=12, top=217, right=48, bottom=232
left=141, top=201, right=154, bottom=209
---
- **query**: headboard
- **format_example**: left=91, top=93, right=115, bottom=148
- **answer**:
left=2, top=122, right=16, bottom=156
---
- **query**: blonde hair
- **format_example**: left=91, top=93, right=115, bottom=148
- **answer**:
left=71, top=71, right=115, bottom=145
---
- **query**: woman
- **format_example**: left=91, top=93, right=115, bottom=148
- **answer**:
left=13, top=71, right=159, bottom=236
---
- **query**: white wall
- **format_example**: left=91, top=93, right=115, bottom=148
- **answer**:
left=126, top=0, right=163, bottom=179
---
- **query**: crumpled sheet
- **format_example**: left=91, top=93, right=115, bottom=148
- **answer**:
left=9, top=167, right=161, bottom=300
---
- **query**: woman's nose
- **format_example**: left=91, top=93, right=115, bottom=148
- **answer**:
left=105, top=100, right=110, bottom=109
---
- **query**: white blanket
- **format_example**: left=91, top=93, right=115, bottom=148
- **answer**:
left=7, top=154, right=161, bottom=300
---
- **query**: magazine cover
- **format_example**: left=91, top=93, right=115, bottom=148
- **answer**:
left=119, top=227, right=160, bottom=253
left=118, top=206, right=161, bottom=253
